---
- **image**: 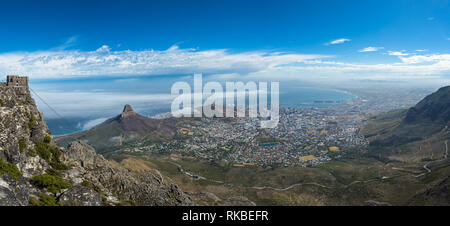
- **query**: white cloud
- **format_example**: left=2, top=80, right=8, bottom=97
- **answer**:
left=427, top=17, right=435, bottom=21
left=95, top=45, right=111, bottom=53
left=82, top=117, right=110, bottom=130
left=359, top=46, right=384, bottom=52
left=0, top=45, right=326, bottom=79
left=242, top=52, right=450, bottom=83
left=388, top=51, right=409, bottom=56
left=398, top=54, right=450, bottom=64
left=325, top=38, right=350, bottom=45
left=1, top=43, right=449, bottom=90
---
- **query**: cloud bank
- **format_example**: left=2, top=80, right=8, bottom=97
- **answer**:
left=0, top=44, right=448, bottom=84
left=0, top=45, right=325, bottom=79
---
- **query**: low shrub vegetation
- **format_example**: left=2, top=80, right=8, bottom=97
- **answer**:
left=46, top=168, right=63, bottom=177
left=31, top=174, right=71, bottom=194
left=18, top=138, right=27, bottom=153
left=0, top=158, right=22, bottom=180
left=34, top=141, right=70, bottom=170
left=43, top=135, right=52, bottom=143
left=30, top=193, right=59, bottom=206
left=27, top=113, right=36, bottom=129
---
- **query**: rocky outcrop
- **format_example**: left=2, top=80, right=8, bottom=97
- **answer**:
left=59, top=185, right=102, bottom=206
left=0, top=81, right=193, bottom=206
left=121, top=104, right=137, bottom=118
left=61, top=140, right=193, bottom=206
left=0, top=83, right=51, bottom=177
left=0, top=175, right=30, bottom=206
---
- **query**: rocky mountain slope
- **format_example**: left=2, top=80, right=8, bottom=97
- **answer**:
left=361, top=86, right=449, bottom=205
left=55, top=104, right=179, bottom=153
left=0, top=82, right=193, bottom=206
left=362, top=86, right=449, bottom=148
left=405, top=86, right=450, bottom=125
left=364, top=86, right=450, bottom=148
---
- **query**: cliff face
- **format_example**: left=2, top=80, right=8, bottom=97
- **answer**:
left=0, top=83, right=193, bottom=206
left=0, top=83, right=50, bottom=177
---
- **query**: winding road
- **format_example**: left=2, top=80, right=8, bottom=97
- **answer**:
left=166, top=160, right=396, bottom=191
left=413, top=139, right=448, bottom=177
left=445, top=140, right=448, bottom=159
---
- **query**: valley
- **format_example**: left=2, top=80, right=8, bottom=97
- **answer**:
left=107, top=151, right=449, bottom=205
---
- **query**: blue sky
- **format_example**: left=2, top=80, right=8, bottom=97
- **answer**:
left=1, top=0, right=449, bottom=56
left=1, top=0, right=449, bottom=127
